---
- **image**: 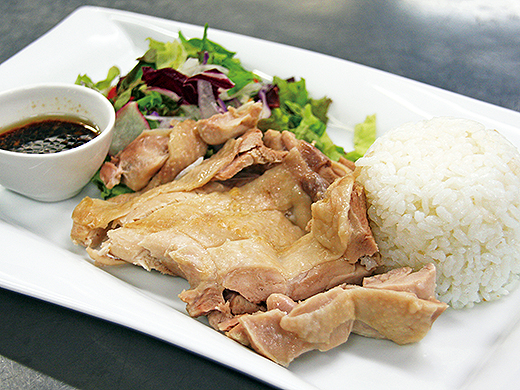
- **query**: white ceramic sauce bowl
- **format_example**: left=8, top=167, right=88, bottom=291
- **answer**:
left=0, top=83, right=115, bottom=202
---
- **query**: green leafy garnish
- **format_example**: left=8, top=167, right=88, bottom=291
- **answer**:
left=75, top=26, right=377, bottom=200
left=345, top=114, right=377, bottom=161
left=90, top=170, right=134, bottom=200
left=257, top=76, right=343, bottom=160
left=136, top=89, right=181, bottom=117
left=147, top=38, right=188, bottom=69
left=179, top=25, right=258, bottom=95
left=75, top=66, right=120, bottom=93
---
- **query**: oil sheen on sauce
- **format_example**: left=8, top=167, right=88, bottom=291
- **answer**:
left=0, top=114, right=100, bottom=154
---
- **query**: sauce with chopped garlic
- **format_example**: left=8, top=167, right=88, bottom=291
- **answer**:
left=0, top=115, right=99, bottom=154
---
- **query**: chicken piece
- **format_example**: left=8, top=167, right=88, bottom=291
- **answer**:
left=227, top=308, right=353, bottom=367
left=351, top=262, right=441, bottom=339
left=144, top=119, right=208, bottom=189
left=71, top=138, right=243, bottom=247
left=227, top=265, right=447, bottom=366
left=347, top=285, right=447, bottom=344
left=77, top=165, right=309, bottom=318
left=309, top=174, right=357, bottom=255
left=285, top=264, right=446, bottom=347
left=262, top=129, right=285, bottom=150
left=363, top=262, right=437, bottom=300
left=284, top=253, right=372, bottom=301
left=214, top=128, right=287, bottom=181
left=266, top=293, right=298, bottom=314
left=264, top=130, right=352, bottom=201
left=100, top=103, right=262, bottom=192
left=100, top=128, right=170, bottom=191
left=226, top=291, right=266, bottom=315
left=280, top=172, right=378, bottom=300
left=282, top=282, right=446, bottom=346
left=282, top=147, right=330, bottom=202
left=343, top=183, right=380, bottom=264
left=308, top=173, right=378, bottom=262
left=210, top=239, right=287, bottom=304
left=280, top=286, right=356, bottom=344
left=196, top=102, right=262, bottom=145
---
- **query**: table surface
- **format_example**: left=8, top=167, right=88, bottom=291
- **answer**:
left=1, top=1, right=520, bottom=389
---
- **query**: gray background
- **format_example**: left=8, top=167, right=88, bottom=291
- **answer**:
left=1, top=0, right=520, bottom=389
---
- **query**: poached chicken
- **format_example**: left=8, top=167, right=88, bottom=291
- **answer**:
left=71, top=105, right=447, bottom=365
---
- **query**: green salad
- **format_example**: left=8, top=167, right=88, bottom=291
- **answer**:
left=76, top=25, right=376, bottom=198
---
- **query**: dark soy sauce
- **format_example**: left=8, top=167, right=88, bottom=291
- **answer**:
left=0, top=114, right=100, bottom=154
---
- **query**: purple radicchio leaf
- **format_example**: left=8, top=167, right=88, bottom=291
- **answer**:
left=255, top=84, right=280, bottom=119
left=142, top=66, right=234, bottom=106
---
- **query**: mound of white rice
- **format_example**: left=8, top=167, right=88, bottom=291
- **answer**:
left=355, top=117, right=520, bottom=308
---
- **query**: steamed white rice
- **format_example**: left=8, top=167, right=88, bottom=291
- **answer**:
left=355, top=117, right=520, bottom=308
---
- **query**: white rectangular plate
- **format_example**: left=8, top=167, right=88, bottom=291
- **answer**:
left=1, top=6, right=520, bottom=390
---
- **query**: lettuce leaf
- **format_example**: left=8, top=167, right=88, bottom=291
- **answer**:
left=178, top=24, right=236, bottom=61
left=75, top=66, right=120, bottom=93
left=291, top=104, right=345, bottom=161
left=136, top=90, right=181, bottom=116
left=345, top=114, right=377, bottom=161
left=146, top=38, right=188, bottom=69
left=90, top=170, right=134, bottom=200
left=275, top=76, right=309, bottom=107
left=257, top=76, right=341, bottom=160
